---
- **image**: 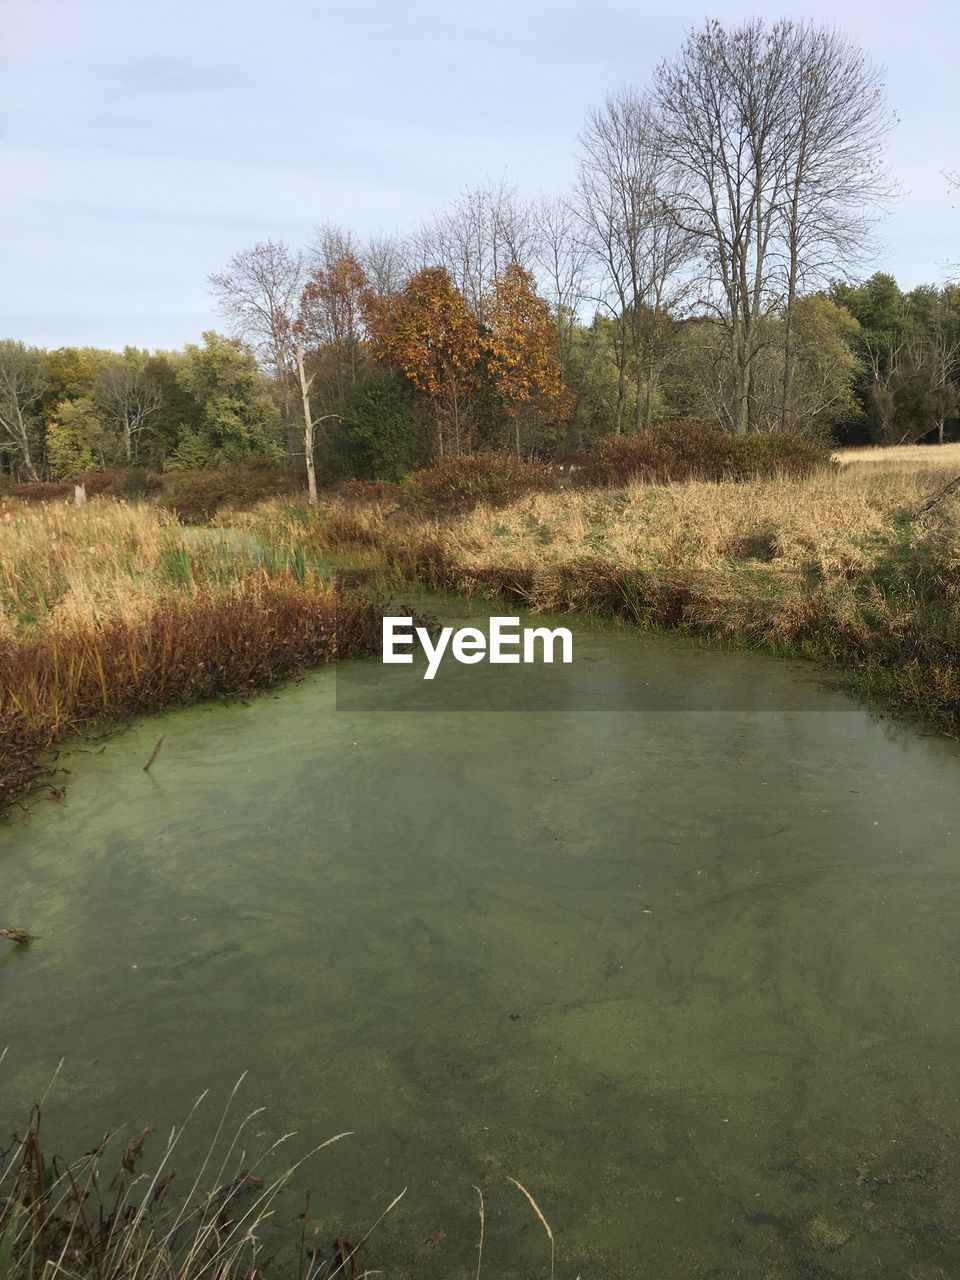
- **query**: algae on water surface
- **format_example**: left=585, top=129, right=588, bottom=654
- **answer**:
left=2, top=608, right=959, bottom=1278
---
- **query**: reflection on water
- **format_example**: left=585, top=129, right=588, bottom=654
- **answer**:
left=2, top=606, right=959, bottom=1278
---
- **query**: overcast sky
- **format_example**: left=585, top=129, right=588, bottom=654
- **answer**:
left=2, top=0, right=958, bottom=351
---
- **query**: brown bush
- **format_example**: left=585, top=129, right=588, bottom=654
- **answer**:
left=405, top=453, right=560, bottom=512
left=338, top=478, right=403, bottom=505
left=577, top=422, right=832, bottom=487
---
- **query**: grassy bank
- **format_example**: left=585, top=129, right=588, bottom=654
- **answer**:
left=4, top=449, right=959, bottom=809
left=261, top=457, right=960, bottom=735
left=0, top=502, right=387, bottom=813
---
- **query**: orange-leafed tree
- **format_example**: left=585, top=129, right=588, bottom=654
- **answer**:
left=484, top=263, right=570, bottom=457
left=362, top=266, right=480, bottom=457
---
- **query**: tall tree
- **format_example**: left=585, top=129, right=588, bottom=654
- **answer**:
left=171, top=332, right=282, bottom=469
left=303, top=227, right=369, bottom=406
left=46, top=397, right=109, bottom=479
left=532, top=194, right=588, bottom=377
left=577, top=90, right=696, bottom=433
left=95, top=354, right=162, bottom=463
left=361, top=232, right=412, bottom=298
left=209, top=241, right=303, bottom=451
left=655, top=20, right=796, bottom=433
left=416, top=180, right=536, bottom=322
left=655, top=20, right=892, bottom=434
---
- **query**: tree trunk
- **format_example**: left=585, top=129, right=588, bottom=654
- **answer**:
left=20, top=435, right=38, bottom=481
left=295, top=340, right=318, bottom=506
left=643, top=348, right=655, bottom=434
left=733, top=336, right=749, bottom=435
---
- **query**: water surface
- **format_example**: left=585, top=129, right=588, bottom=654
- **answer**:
left=2, top=606, right=959, bottom=1278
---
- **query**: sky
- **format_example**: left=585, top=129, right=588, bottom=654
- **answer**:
left=2, top=0, right=958, bottom=351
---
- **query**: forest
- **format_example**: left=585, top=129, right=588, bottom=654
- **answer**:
left=2, top=19, right=959, bottom=498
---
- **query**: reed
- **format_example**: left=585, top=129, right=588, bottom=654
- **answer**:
left=0, top=1078, right=404, bottom=1280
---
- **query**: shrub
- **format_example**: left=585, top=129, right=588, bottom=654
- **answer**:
left=727, top=432, right=834, bottom=479
left=405, top=453, right=560, bottom=512
left=158, top=463, right=299, bottom=523
left=112, top=467, right=162, bottom=500
left=577, top=422, right=832, bottom=487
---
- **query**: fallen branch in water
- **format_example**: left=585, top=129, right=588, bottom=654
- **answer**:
left=143, top=734, right=166, bottom=772
left=0, top=928, right=36, bottom=944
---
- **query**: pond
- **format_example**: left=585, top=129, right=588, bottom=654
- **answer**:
left=2, top=599, right=960, bottom=1278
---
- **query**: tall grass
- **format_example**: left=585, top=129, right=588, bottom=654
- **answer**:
left=0, top=501, right=387, bottom=812
left=0, top=1077, right=393, bottom=1280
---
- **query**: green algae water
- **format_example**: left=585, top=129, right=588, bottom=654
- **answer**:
left=2, top=602, right=960, bottom=1278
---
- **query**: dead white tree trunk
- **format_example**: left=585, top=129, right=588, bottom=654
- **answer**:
left=295, top=338, right=318, bottom=506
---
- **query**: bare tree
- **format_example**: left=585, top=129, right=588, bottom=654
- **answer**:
left=532, top=193, right=588, bottom=375
left=576, top=89, right=695, bottom=432
left=777, top=24, right=894, bottom=431
left=0, top=340, right=45, bottom=480
left=361, top=231, right=413, bottom=296
left=95, top=359, right=162, bottom=463
left=209, top=241, right=304, bottom=430
left=655, top=21, right=797, bottom=433
left=923, top=327, right=960, bottom=444
left=655, top=20, right=893, bottom=434
left=415, top=179, right=537, bottom=320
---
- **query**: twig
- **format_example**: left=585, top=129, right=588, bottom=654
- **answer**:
left=143, top=735, right=166, bottom=772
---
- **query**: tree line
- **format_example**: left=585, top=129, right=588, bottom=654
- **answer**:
left=3, top=17, right=958, bottom=492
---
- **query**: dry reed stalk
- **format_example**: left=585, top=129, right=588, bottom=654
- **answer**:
left=506, top=1177, right=554, bottom=1280
left=472, top=1185, right=484, bottom=1280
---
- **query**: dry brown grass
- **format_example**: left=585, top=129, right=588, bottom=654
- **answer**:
left=284, top=460, right=960, bottom=734
left=0, top=498, right=389, bottom=812
left=0, top=500, right=177, bottom=633
left=401, top=464, right=955, bottom=580
left=835, top=442, right=960, bottom=468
